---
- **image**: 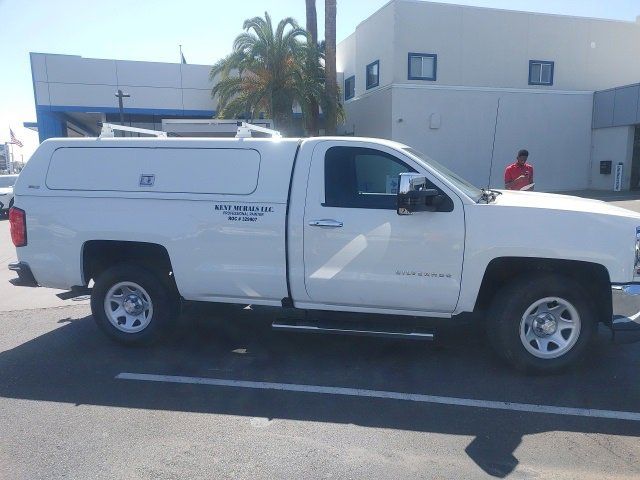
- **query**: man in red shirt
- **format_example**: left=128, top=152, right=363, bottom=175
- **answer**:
left=504, top=149, right=534, bottom=190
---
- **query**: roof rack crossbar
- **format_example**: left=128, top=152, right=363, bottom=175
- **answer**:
left=99, top=123, right=168, bottom=138
left=235, top=122, right=281, bottom=139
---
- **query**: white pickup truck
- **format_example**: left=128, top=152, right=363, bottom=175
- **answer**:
left=8, top=125, right=640, bottom=372
left=0, top=174, right=18, bottom=214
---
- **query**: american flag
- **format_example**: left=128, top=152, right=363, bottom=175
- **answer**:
left=10, top=128, right=23, bottom=148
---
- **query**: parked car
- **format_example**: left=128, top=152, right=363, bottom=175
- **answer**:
left=7, top=129, right=640, bottom=373
left=0, top=174, right=18, bottom=215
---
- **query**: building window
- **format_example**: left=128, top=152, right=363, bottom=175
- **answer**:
left=408, top=53, right=437, bottom=81
left=529, top=60, right=554, bottom=86
left=366, top=60, right=379, bottom=90
left=344, top=76, right=355, bottom=100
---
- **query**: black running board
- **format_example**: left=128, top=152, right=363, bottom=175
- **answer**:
left=272, top=320, right=434, bottom=341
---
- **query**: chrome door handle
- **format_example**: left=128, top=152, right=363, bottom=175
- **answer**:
left=308, top=219, right=343, bottom=228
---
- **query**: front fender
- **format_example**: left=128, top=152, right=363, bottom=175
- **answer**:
left=455, top=203, right=636, bottom=314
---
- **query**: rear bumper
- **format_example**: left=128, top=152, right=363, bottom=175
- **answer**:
left=8, top=262, right=38, bottom=287
left=611, top=284, right=640, bottom=329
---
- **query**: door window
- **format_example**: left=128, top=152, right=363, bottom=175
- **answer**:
left=324, top=146, right=416, bottom=209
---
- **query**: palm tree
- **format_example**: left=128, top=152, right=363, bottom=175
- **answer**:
left=210, top=13, right=307, bottom=133
left=324, top=0, right=338, bottom=135
left=304, top=0, right=320, bottom=135
left=211, top=12, right=342, bottom=135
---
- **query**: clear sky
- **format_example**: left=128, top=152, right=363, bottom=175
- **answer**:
left=1, top=0, right=639, bottom=158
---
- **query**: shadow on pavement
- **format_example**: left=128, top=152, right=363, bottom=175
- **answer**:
left=1, top=304, right=639, bottom=478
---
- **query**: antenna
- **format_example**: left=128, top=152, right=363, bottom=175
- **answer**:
left=487, top=97, right=501, bottom=189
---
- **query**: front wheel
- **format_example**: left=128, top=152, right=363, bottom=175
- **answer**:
left=91, top=264, right=180, bottom=345
left=487, top=274, right=597, bottom=374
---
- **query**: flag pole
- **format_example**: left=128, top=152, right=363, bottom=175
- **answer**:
left=8, top=125, right=12, bottom=173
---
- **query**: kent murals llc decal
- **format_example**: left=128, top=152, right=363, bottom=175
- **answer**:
left=214, top=203, right=275, bottom=223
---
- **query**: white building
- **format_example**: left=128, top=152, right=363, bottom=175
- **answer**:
left=29, top=53, right=218, bottom=140
left=28, top=1, right=640, bottom=191
left=337, top=0, right=640, bottom=191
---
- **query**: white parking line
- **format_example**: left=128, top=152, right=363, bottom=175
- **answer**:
left=117, top=372, right=640, bottom=422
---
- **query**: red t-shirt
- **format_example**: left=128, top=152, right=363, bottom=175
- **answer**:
left=504, top=162, right=533, bottom=190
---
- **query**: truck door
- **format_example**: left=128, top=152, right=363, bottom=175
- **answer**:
left=302, top=141, right=465, bottom=314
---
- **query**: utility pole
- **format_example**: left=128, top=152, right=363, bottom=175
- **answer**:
left=115, top=89, right=130, bottom=126
left=324, top=0, right=337, bottom=135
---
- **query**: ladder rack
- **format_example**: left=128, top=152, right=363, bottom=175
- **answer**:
left=235, top=122, right=282, bottom=139
left=99, top=123, right=168, bottom=138
left=98, top=121, right=281, bottom=139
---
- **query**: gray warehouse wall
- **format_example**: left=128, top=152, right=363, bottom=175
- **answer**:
left=392, top=0, right=640, bottom=92
left=593, top=84, right=640, bottom=129
left=388, top=86, right=593, bottom=191
left=590, top=126, right=635, bottom=190
left=341, top=88, right=393, bottom=139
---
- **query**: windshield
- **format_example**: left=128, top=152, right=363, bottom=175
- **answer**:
left=402, top=148, right=483, bottom=201
left=0, top=175, right=18, bottom=188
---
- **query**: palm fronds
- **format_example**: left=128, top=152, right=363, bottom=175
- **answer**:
left=210, top=12, right=342, bottom=135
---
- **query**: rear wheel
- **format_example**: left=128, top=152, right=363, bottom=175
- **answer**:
left=487, top=273, right=597, bottom=373
left=91, top=264, right=179, bottom=345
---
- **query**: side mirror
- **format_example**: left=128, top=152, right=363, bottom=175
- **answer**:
left=397, top=173, right=442, bottom=215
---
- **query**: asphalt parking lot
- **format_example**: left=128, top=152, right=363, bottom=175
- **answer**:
left=1, top=197, right=640, bottom=479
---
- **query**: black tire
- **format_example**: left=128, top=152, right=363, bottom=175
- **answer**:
left=487, top=273, right=597, bottom=374
left=91, top=264, right=180, bottom=345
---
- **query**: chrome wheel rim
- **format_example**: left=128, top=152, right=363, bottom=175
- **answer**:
left=104, top=281, right=153, bottom=333
left=519, top=296, right=581, bottom=359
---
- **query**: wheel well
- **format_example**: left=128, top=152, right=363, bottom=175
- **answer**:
left=82, top=240, right=174, bottom=286
left=475, top=257, right=612, bottom=324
